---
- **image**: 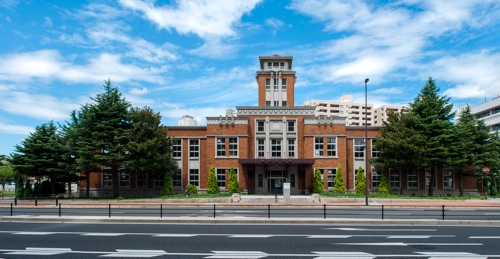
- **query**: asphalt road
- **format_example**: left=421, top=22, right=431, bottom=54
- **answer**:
left=1, top=222, right=500, bottom=258
left=2, top=204, right=500, bottom=221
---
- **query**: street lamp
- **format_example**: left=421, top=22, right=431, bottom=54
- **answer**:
left=364, top=78, right=369, bottom=206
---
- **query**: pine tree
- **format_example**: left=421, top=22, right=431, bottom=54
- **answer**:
left=207, top=166, right=219, bottom=194
left=333, top=165, right=345, bottom=193
left=228, top=167, right=239, bottom=194
left=313, top=168, right=323, bottom=193
left=409, top=77, right=454, bottom=196
left=355, top=166, right=366, bottom=195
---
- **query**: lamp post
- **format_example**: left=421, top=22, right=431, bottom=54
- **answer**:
left=364, top=78, right=369, bottom=206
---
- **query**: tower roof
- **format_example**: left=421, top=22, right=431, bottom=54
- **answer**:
left=259, top=54, right=293, bottom=69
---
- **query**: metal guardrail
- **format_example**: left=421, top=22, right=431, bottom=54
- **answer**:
left=1, top=203, right=500, bottom=221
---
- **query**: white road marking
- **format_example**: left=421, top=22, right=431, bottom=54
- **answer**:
left=386, top=235, right=432, bottom=239
left=469, top=236, right=500, bottom=239
left=328, top=227, right=437, bottom=232
left=205, top=251, right=267, bottom=259
left=154, top=234, right=197, bottom=237
left=12, top=232, right=55, bottom=235
left=417, top=252, right=486, bottom=259
left=313, top=251, right=374, bottom=259
left=229, top=235, right=272, bottom=238
left=100, top=249, right=167, bottom=258
left=335, top=242, right=483, bottom=246
left=307, top=235, right=351, bottom=238
left=3, top=247, right=71, bottom=256
left=82, top=233, right=125, bottom=236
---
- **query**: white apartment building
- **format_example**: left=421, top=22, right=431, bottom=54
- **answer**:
left=457, top=95, right=500, bottom=133
left=303, top=95, right=405, bottom=126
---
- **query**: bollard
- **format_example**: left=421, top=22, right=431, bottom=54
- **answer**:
left=381, top=205, right=384, bottom=220
left=442, top=205, right=445, bottom=220
left=35, top=197, right=37, bottom=207
left=14, top=197, right=17, bottom=206
left=160, top=204, right=163, bottom=218
left=109, top=204, right=111, bottom=218
left=58, top=203, right=61, bottom=217
left=323, top=204, right=326, bottom=219
left=10, top=203, right=13, bottom=216
left=213, top=204, right=216, bottom=218
left=268, top=204, right=271, bottom=219
left=55, top=197, right=58, bottom=207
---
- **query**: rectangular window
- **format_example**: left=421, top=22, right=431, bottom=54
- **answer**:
left=425, top=170, right=436, bottom=189
left=290, top=174, right=296, bottom=188
left=216, top=169, right=226, bottom=188
left=265, top=78, right=271, bottom=90
left=354, top=139, right=365, bottom=158
left=327, top=169, right=336, bottom=188
left=408, top=171, right=418, bottom=188
left=103, top=168, right=112, bottom=188
left=314, top=137, right=324, bottom=156
left=229, top=138, right=238, bottom=156
left=155, top=177, right=164, bottom=188
left=288, top=139, right=295, bottom=158
left=216, top=138, right=225, bottom=157
left=443, top=169, right=453, bottom=189
left=120, top=170, right=129, bottom=187
left=189, top=139, right=199, bottom=158
left=173, top=169, right=182, bottom=187
left=282, top=101, right=287, bottom=106
left=287, top=120, right=295, bottom=132
left=258, top=174, right=263, bottom=188
left=274, top=78, right=279, bottom=90
left=282, top=78, right=287, bottom=90
left=372, top=139, right=380, bottom=158
left=372, top=173, right=381, bottom=188
left=137, top=172, right=147, bottom=189
left=271, top=139, right=282, bottom=157
left=327, top=137, right=336, bottom=157
left=257, top=121, right=265, bottom=132
left=189, top=169, right=199, bottom=187
left=266, top=101, right=271, bottom=106
left=257, top=139, right=265, bottom=158
left=274, top=101, right=280, bottom=106
left=390, top=170, right=400, bottom=188
left=172, top=139, right=182, bottom=158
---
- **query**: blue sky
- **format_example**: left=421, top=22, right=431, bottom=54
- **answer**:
left=0, top=0, right=499, bottom=156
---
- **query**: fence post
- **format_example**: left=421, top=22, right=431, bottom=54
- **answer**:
left=58, top=203, right=61, bottom=217
left=14, top=197, right=17, bottom=206
left=35, top=197, right=38, bottom=207
left=442, top=205, right=445, bottom=220
left=381, top=205, right=384, bottom=220
left=323, top=204, right=326, bottom=219
left=213, top=204, right=216, bottom=218
left=10, top=203, right=13, bottom=216
left=109, top=204, right=111, bottom=218
left=56, top=197, right=59, bottom=207
left=268, top=204, right=271, bottom=219
left=160, top=204, right=163, bottom=218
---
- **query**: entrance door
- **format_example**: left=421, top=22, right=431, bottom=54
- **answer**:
left=270, top=178, right=283, bottom=194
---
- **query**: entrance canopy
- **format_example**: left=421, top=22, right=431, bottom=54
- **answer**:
left=238, top=158, right=315, bottom=166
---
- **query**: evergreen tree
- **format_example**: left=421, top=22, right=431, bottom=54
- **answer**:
left=125, top=106, right=173, bottom=197
left=207, top=166, right=219, bottom=194
left=228, top=167, right=239, bottom=194
left=23, top=181, right=32, bottom=198
left=333, top=165, right=345, bottom=193
left=313, top=168, right=323, bottom=193
left=15, top=178, right=24, bottom=198
left=355, top=166, right=366, bottom=195
left=163, top=174, right=174, bottom=196
left=11, top=121, right=66, bottom=194
left=378, top=174, right=390, bottom=194
left=409, top=77, right=454, bottom=196
left=86, top=80, right=132, bottom=198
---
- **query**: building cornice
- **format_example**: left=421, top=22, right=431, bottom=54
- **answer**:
left=236, top=106, right=316, bottom=116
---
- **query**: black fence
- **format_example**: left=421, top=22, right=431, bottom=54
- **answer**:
left=1, top=203, right=500, bottom=221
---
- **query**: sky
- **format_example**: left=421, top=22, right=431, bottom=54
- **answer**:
left=0, top=0, right=499, bottom=156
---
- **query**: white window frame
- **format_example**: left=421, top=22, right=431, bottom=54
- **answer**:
left=271, top=139, right=282, bottom=157
left=443, top=169, right=454, bottom=189
left=229, top=137, right=238, bottom=157
left=314, top=137, right=324, bottom=157
left=327, top=137, right=336, bottom=157
left=354, top=139, right=364, bottom=158
left=408, top=171, right=418, bottom=189
left=172, top=139, right=182, bottom=159
left=390, top=170, right=400, bottom=189
left=216, top=168, right=226, bottom=188
left=189, top=139, right=199, bottom=158
left=120, top=170, right=130, bottom=188
left=372, top=172, right=381, bottom=188
left=327, top=168, right=336, bottom=188
left=189, top=169, right=199, bottom=187
left=216, top=137, right=225, bottom=157
left=371, top=139, right=380, bottom=158
left=287, top=139, right=295, bottom=158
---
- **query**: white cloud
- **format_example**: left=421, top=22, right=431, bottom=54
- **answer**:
left=161, top=106, right=229, bottom=126
left=0, top=91, right=79, bottom=120
left=0, top=50, right=167, bottom=84
left=372, top=87, right=404, bottom=95
left=0, top=122, right=32, bottom=135
left=0, top=0, right=19, bottom=9
left=129, top=87, right=149, bottom=95
left=188, top=39, right=239, bottom=59
left=118, top=0, right=261, bottom=39
left=265, top=18, right=285, bottom=35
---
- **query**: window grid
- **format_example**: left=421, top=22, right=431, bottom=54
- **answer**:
left=216, top=138, right=225, bottom=157
left=189, top=139, right=199, bottom=158
left=282, top=78, right=287, bottom=90
left=229, top=138, right=238, bottom=156
left=189, top=169, right=199, bottom=186
left=290, top=174, right=296, bottom=188
left=172, top=139, right=182, bottom=158
left=390, top=170, right=400, bottom=188
left=288, top=120, right=295, bottom=132
left=271, top=139, right=282, bottom=157
left=372, top=139, right=380, bottom=158
left=327, top=169, right=336, bottom=188
left=354, top=139, right=365, bottom=158
left=315, top=137, right=324, bottom=156
left=408, top=171, right=418, bottom=188
left=443, top=170, right=453, bottom=189
left=257, top=139, right=265, bottom=158
left=258, top=174, right=263, bottom=188
left=288, top=139, right=295, bottom=158
left=216, top=169, right=226, bottom=188
left=257, top=121, right=265, bottom=132
left=172, top=170, right=182, bottom=187
left=327, top=137, right=336, bottom=157
left=120, top=170, right=129, bottom=187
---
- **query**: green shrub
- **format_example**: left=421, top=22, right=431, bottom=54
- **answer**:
left=490, top=173, right=498, bottom=196
left=185, top=184, right=198, bottom=195
left=163, top=173, right=174, bottom=196
left=23, top=181, right=32, bottom=198
left=355, top=166, right=366, bottom=195
left=207, top=166, right=219, bottom=194
left=333, top=165, right=345, bottom=193
left=228, top=167, right=240, bottom=194
left=313, top=168, right=323, bottom=193
left=15, top=179, right=24, bottom=198
left=378, top=174, right=390, bottom=194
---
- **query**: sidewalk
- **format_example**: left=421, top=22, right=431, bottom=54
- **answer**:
left=2, top=196, right=500, bottom=225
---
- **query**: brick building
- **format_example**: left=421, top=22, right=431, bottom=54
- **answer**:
left=79, top=55, right=479, bottom=197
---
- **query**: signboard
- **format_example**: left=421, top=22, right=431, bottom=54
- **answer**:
left=283, top=183, right=290, bottom=202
